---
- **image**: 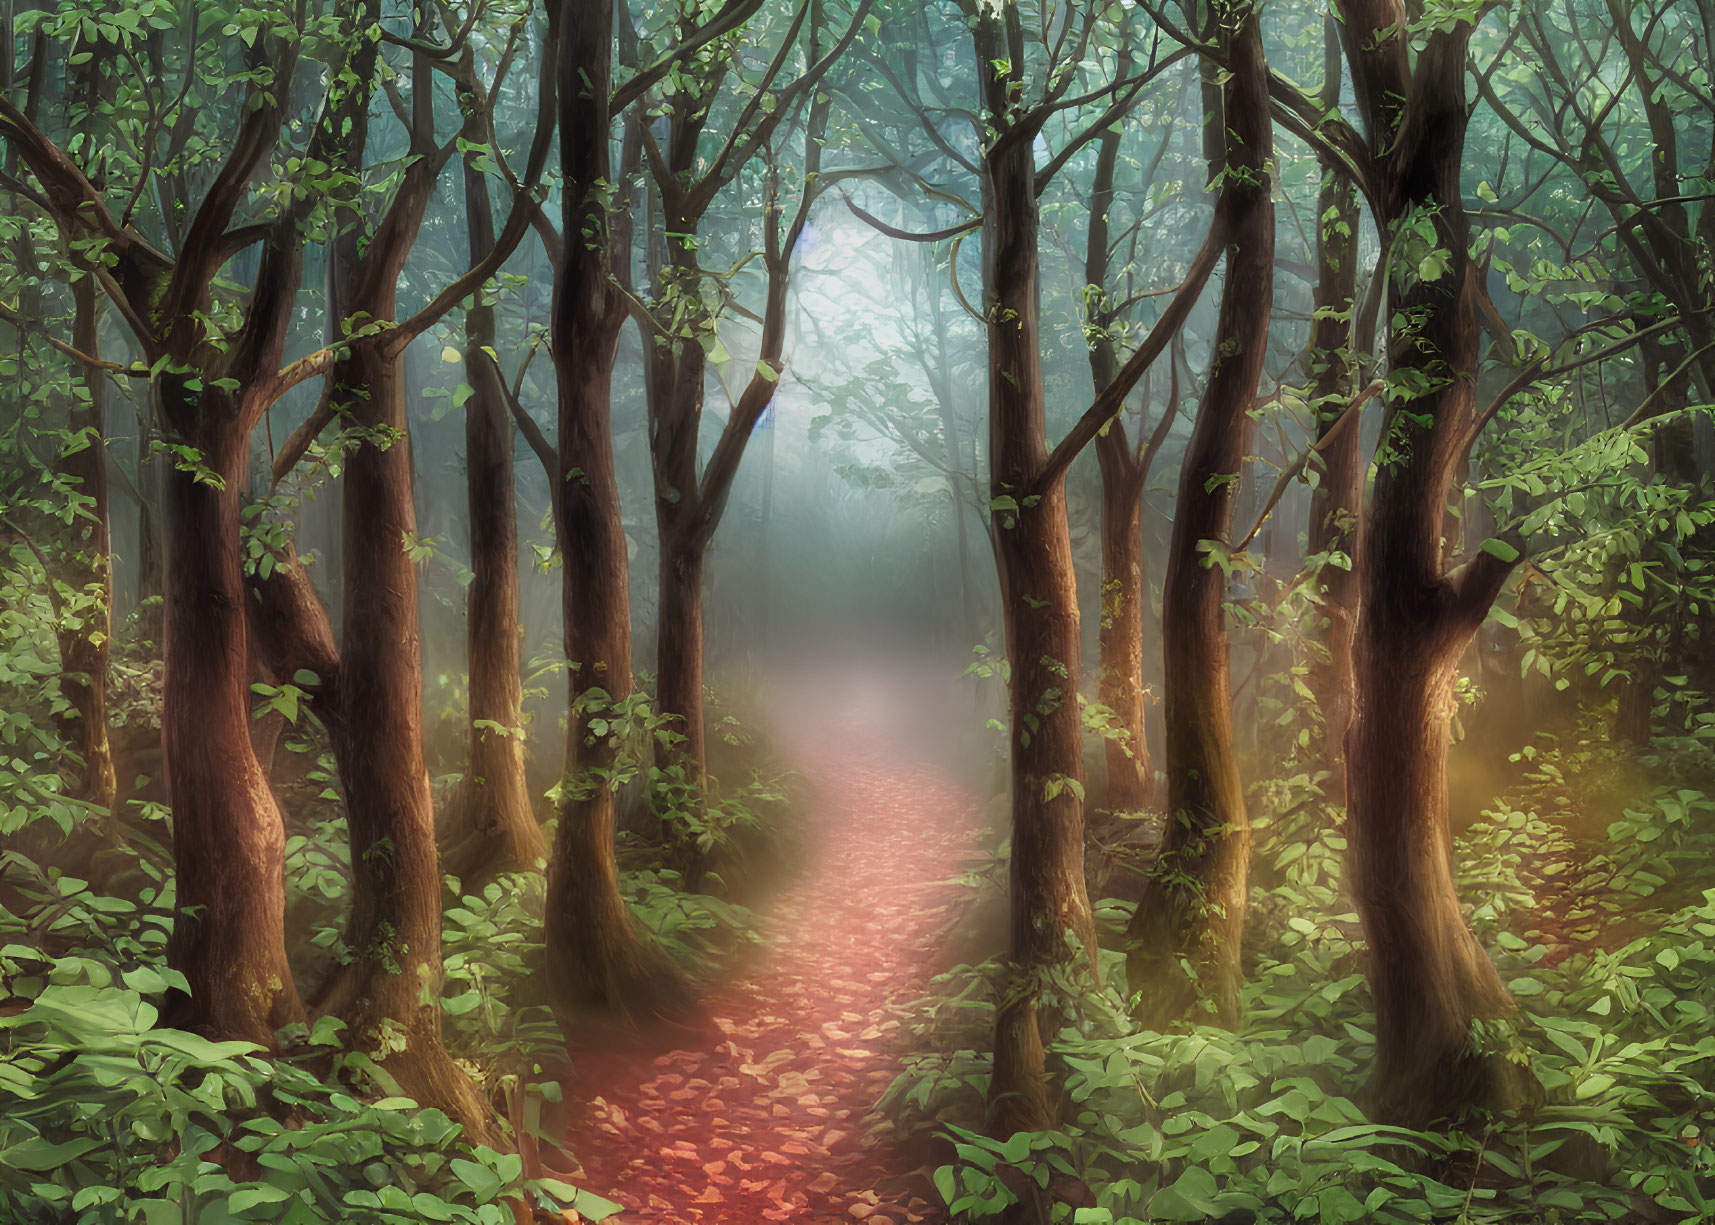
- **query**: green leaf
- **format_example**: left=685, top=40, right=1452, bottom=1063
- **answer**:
left=1149, top=1167, right=1226, bottom=1221
left=529, top=1178, right=622, bottom=1220
left=229, top=1185, right=294, bottom=1213
left=0, top=1136, right=103, bottom=1170
left=1479, top=537, right=1521, bottom=564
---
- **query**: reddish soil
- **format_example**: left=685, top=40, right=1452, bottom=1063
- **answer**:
left=560, top=677, right=979, bottom=1223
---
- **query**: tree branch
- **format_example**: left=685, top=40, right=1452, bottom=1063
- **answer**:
left=611, top=0, right=769, bottom=112
left=0, top=302, right=147, bottom=376
left=841, top=192, right=981, bottom=243
left=1040, top=220, right=1226, bottom=485
left=1235, top=379, right=1385, bottom=551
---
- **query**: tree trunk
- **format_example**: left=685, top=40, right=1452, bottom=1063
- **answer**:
left=54, top=275, right=116, bottom=812
left=655, top=532, right=707, bottom=777
left=643, top=266, right=711, bottom=779
left=441, top=109, right=545, bottom=890
left=1304, top=151, right=1362, bottom=794
left=1348, top=621, right=1515, bottom=1120
left=1125, top=3, right=1272, bottom=1031
left=1334, top=0, right=1522, bottom=1125
left=543, top=0, right=690, bottom=1027
left=924, top=265, right=981, bottom=645
left=160, top=404, right=303, bottom=1045
left=312, top=342, right=496, bottom=1145
left=983, top=125, right=1097, bottom=1136
left=1095, top=469, right=1151, bottom=811
left=1087, top=114, right=1153, bottom=814
left=136, top=420, right=166, bottom=619
left=275, top=10, right=499, bottom=1137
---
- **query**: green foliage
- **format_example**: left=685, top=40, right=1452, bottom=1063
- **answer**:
left=1481, top=409, right=1715, bottom=700
left=890, top=715, right=1715, bottom=1223
left=0, top=963, right=620, bottom=1223
left=0, top=788, right=622, bottom=1225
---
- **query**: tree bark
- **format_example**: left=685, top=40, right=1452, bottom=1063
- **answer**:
left=1086, top=116, right=1153, bottom=813
left=983, top=123, right=1097, bottom=1136
left=160, top=404, right=303, bottom=1045
left=654, top=530, right=708, bottom=776
left=1304, top=122, right=1362, bottom=794
left=309, top=340, right=496, bottom=1145
left=1125, top=1, right=1272, bottom=1031
left=543, top=0, right=691, bottom=1026
left=1332, top=0, right=1523, bottom=1124
left=441, top=68, right=546, bottom=890
left=1095, top=469, right=1151, bottom=811
left=1348, top=615, right=1515, bottom=1120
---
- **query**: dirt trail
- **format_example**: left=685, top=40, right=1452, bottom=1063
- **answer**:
left=561, top=669, right=980, bottom=1223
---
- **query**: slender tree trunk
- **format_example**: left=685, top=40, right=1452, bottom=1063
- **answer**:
left=54, top=275, right=116, bottom=811
left=543, top=0, right=690, bottom=1026
left=260, top=8, right=500, bottom=1139
left=136, top=417, right=166, bottom=618
left=441, top=104, right=545, bottom=889
left=1335, top=0, right=1522, bottom=1124
left=311, top=342, right=495, bottom=1144
left=160, top=404, right=303, bottom=1045
left=645, top=307, right=710, bottom=779
left=1125, top=2, right=1272, bottom=1031
left=655, top=531, right=707, bottom=776
left=924, top=270, right=981, bottom=644
left=1086, top=116, right=1153, bottom=813
left=1304, top=148, right=1362, bottom=793
left=983, top=127, right=1097, bottom=1136
left=1095, top=467, right=1151, bottom=810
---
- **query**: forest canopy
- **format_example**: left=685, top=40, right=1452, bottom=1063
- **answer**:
left=2, top=0, right=1715, bottom=1221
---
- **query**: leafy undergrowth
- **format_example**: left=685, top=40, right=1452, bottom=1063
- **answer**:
left=886, top=725, right=1715, bottom=1224
left=0, top=834, right=618, bottom=1224
left=0, top=566, right=764, bottom=1224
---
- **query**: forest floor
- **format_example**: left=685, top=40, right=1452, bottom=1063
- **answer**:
left=558, top=663, right=981, bottom=1224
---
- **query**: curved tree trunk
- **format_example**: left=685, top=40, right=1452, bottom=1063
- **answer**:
left=442, top=94, right=545, bottom=890
left=160, top=408, right=303, bottom=1045
left=1087, top=116, right=1153, bottom=815
left=1334, top=0, right=1522, bottom=1125
left=983, top=128, right=1097, bottom=1136
left=311, top=342, right=496, bottom=1145
left=1348, top=615, right=1514, bottom=1120
left=1125, top=3, right=1272, bottom=1031
left=543, top=0, right=690, bottom=1027
left=1304, top=143, right=1362, bottom=795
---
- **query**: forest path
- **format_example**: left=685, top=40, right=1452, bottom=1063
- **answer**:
left=560, top=662, right=980, bottom=1224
